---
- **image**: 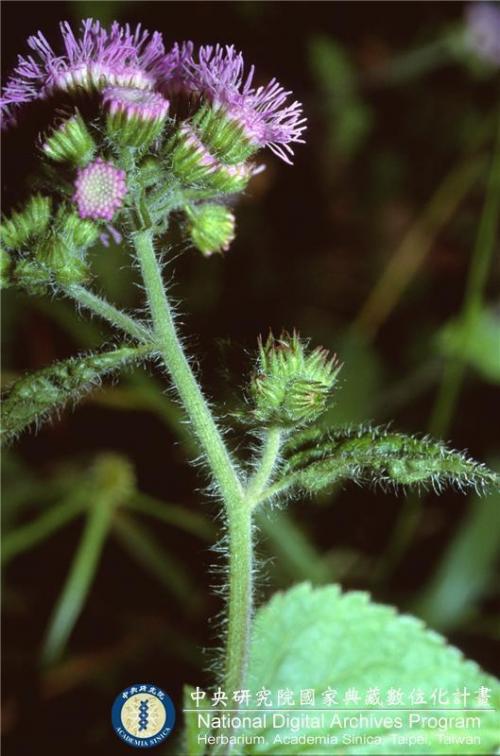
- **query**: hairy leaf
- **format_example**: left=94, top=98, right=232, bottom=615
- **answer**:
left=237, top=583, right=500, bottom=754
left=269, top=424, right=498, bottom=497
left=1, top=345, right=150, bottom=444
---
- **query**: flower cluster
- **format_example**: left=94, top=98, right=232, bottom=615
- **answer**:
left=2, top=18, right=306, bottom=163
left=1, top=18, right=306, bottom=263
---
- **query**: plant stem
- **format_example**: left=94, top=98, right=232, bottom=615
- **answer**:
left=2, top=496, right=86, bottom=564
left=247, top=427, right=282, bottom=507
left=353, top=155, right=484, bottom=340
left=132, top=228, right=253, bottom=697
left=41, top=494, right=114, bottom=665
left=64, top=284, right=152, bottom=343
left=429, top=119, right=500, bottom=436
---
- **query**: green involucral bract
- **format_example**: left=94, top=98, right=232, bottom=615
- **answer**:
left=249, top=331, right=341, bottom=428
left=1, top=195, right=52, bottom=250
left=42, top=110, right=96, bottom=165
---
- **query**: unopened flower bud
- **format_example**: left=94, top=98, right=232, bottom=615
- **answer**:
left=42, top=111, right=96, bottom=165
left=60, top=211, right=100, bottom=249
left=186, top=204, right=235, bottom=256
left=14, top=258, right=51, bottom=295
left=250, top=332, right=341, bottom=428
left=36, top=234, right=89, bottom=286
left=1, top=248, right=12, bottom=289
left=1, top=195, right=52, bottom=250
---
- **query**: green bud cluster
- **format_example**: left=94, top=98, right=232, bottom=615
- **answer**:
left=249, top=332, right=341, bottom=428
left=1, top=195, right=52, bottom=250
left=185, top=203, right=235, bottom=256
left=5, top=200, right=101, bottom=293
left=34, top=208, right=100, bottom=286
left=42, top=111, right=96, bottom=166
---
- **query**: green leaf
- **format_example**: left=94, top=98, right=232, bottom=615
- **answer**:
left=436, top=308, right=500, bottom=384
left=1, top=345, right=150, bottom=444
left=237, top=583, right=500, bottom=753
left=265, top=424, right=498, bottom=499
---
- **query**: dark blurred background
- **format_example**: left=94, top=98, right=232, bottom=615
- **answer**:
left=2, top=2, right=500, bottom=754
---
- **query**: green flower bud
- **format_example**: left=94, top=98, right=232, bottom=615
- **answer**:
left=1, top=248, right=12, bottom=289
left=250, top=332, right=341, bottom=428
left=42, top=111, right=96, bottom=166
left=14, top=259, right=51, bottom=295
left=186, top=204, right=236, bottom=256
left=1, top=195, right=52, bottom=250
left=36, top=233, right=89, bottom=286
left=192, top=104, right=258, bottom=165
left=60, top=211, right=100, bottom=249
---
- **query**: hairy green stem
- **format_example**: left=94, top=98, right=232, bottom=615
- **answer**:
left=64, top=284, right=152, bottom=343
left=247, top=427, right=282, bottom=508
left=132, top=228, right=253, bottom=698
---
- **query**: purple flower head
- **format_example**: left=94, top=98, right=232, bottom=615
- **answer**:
left=73, top=158, right=127, bottom=221
left=103, top=86, right=169, bottom=122
left=1, top=19, right=166, bottom=122
left=465, top=2, right=500, bottom=66
left=157, top=41, right=194, bottom=95
left=183, top=44, right=307, bottom=164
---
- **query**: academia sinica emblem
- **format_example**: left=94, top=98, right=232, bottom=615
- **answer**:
left=111, top=684, right=175, bottom=748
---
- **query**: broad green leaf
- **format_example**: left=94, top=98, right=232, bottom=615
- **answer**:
left=230, top=584, right=499, bottom=754
left=436, top=309, right=500, bottom=384
left=264, top=424, right=498, bottom=500
left=1, top=345, right=150, bottom=444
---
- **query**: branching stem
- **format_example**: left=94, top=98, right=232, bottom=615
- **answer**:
left=64, top=283, right=153, bottom=343
left=132, top=227, right=253, bottom=701
left=247, top=427, right=283, bottom=509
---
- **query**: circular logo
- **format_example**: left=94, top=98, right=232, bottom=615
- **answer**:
left=111, top=684, right=175, bottom=748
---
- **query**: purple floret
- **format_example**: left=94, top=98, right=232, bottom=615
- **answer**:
left=182, top=44, right=307, bottom=164
left=1, top=19, right=166, bottom=122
